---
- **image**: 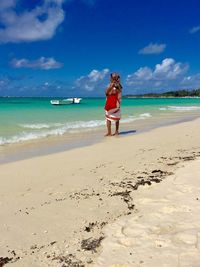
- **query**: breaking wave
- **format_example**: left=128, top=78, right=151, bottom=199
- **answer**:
left=0, top=113, right=152, bottom=145
left=159, top=106, right=200, bottom=112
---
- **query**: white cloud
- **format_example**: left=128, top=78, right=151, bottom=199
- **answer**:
left=75, top=68, right=110, bottom=91
left=181, top=74, right=200, bottom=89
left=0, top=0, right=16, bottom=10
left=11, top=57, right=63, bottom=70
left=133, top=67, right=153, bottom=80
left=0, top=0, right=65, bottom=43
left=126, top=58, right=189, bottom=93
left=154, top=58, right=188, bottom=79
left=189, top=26, right=200, bottom=34
left=0, top=77, right=11, bottom=90
left=139, top=43, right=166, bottom=55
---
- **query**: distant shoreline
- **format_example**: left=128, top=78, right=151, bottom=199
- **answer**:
left=1, top=88, right=200, bottom=99
left=2, top=96, right=200, bottom=99
left=124, top=88, right=200, bottom=98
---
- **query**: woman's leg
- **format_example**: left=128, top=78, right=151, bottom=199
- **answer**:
left=114, top=120, right=119, bottom=135
left=105, top=119, right=112, bottom=136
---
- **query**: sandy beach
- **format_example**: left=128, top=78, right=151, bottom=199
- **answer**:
left=95, top=159, right=200, bottom=267
left=1, top=118, right=200, bottom=267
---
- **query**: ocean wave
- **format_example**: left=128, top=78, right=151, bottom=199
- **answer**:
left=123, top=113, right=152, bottom=123
left=0, top=120, right=106, bottom=145
left=159, top=106, right=200, bottom=112
left=0, top=132, right=49, bottom=145
left=140, top=113, right=152, bottom=118
left=19, top=120, right=105, bottom=130
left=20, top=123, right=53, bottom=129
left=1, top=114, right=152, bottom=145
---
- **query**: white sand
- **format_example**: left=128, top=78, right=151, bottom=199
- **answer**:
left=94, top=159, right=200, bottom=267
left=1, top=118, right=200, bottom=266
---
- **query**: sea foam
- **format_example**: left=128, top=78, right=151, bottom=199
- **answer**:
left=1, top=114, right=151, bottom=145
left=159, top=106, right=200, bottom=112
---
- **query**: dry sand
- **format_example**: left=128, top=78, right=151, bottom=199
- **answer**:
left=94, top=159, right=200, bottom=267
left=1, top=118, right=200, bottom=266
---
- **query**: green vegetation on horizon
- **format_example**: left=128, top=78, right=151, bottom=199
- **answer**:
left=125, top=89, right=200, bottom=98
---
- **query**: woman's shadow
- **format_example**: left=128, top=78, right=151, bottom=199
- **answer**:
left=119, top=130, right=136, bottom=135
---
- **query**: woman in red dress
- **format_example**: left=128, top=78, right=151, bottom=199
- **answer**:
left=104, top=73, right=122, bottom=136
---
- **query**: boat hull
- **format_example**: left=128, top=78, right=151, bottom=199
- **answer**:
left=50, top=98, right=82, bottom=105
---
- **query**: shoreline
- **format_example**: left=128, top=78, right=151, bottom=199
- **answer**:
left=1, top=118, right=200, bottom=266
left=1, top=113, right=200, bottom=165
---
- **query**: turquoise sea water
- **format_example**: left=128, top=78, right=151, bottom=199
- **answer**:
left=1, top=97, right=200, bottom=145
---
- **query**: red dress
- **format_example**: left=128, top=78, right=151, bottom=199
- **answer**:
left=104, top=92, right=119, bottom=111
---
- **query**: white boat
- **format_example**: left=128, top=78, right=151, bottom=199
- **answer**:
left=67, top=98, right=82, bottom=104
left=50, top=98, right=82, bottom=105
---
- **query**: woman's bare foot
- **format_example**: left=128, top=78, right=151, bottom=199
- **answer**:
left=112, top=131, right=119, bottom=136
left=104, top=133, right=112, bottom=136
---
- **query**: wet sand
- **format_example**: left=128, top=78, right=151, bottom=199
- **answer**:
left=1, top=112, right=199, bottom=165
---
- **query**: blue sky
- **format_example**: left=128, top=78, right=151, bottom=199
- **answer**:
left=0, top=0, right=200, bottom=96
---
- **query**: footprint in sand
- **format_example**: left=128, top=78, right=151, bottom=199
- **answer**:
left=117, top=237, right=136, bottom=247
left=151, top=223, right=177, bottom=235
left=172, top=184, right=194, bottom=193
left=172, top=229, right=198, bottom=246
left=121, top=224, right=147, bottom=238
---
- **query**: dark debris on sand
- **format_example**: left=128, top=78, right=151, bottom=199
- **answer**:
left=53, top=254, right=85, bottom=267
left=112, top=190, right=134, bottom=210
left=0, top=257, right=12, bottom=267
left=110, top=169, right=174, bottom=212
left=0, top=251, right=20, bottom=267
left=81, top=237, right=104, bottom=253
left=84, top=222, right=107, bottom=232
left=84, top=222, right=97, bottom=232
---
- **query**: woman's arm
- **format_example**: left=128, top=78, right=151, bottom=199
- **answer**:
left=118, top=92, right=122, bottom=102
left=105, top=83, right=114, bottom=96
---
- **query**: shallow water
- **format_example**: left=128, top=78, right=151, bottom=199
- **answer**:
left=1, top=97, right=200, bottom=146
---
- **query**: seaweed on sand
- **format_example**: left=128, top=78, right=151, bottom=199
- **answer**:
left=53, top=254, right=85, bottom=267
left=0, top=257, right=12, bottom=267
left=81, top=237, right=104, bottom=253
